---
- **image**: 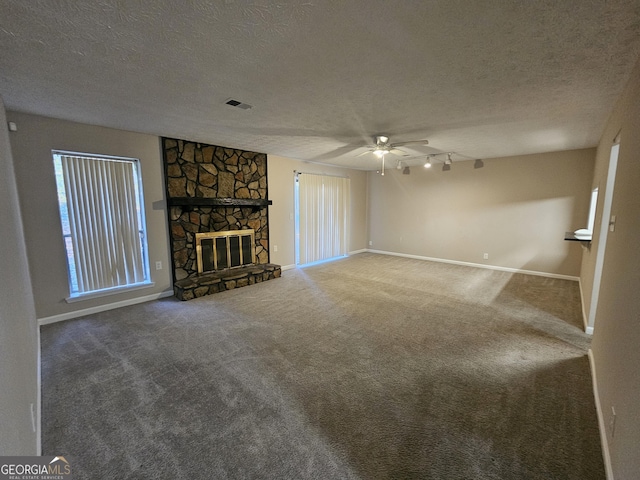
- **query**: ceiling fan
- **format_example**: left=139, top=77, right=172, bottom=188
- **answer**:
left=358, top=135, right=429, bottom=175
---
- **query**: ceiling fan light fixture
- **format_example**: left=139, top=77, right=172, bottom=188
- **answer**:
left=373, top=149, right=386, bottom=157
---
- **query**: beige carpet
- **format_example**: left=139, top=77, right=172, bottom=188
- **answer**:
left=41, top=253, right=605, bottom=479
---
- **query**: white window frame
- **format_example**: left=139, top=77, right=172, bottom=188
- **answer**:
left=53, top=150, right=153, bottom=301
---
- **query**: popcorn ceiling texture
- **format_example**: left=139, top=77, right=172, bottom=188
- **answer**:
left=1, top=1, right=640, bottom=168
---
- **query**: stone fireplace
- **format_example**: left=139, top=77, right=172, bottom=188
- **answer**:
left=162, top=137, right=281, bottom=300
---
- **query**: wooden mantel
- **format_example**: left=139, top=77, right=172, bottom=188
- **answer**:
left=168, top=197, right=272, bottom=208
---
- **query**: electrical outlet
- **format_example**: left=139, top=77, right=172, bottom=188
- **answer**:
left=155, top=261, right=162, bottom=270
left=369, top=241, right=373, bottom=246
left=483, top=253, right=489, bottom=260
left=609, top=406, right=616, bottom=438
left=273, top=245, right=278, bottom=252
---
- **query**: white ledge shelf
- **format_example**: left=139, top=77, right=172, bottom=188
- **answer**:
left=564, top=231, right=592, bottom=242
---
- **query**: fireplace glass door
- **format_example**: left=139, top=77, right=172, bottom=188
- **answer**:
left=196, top=230, right=256, bottom=274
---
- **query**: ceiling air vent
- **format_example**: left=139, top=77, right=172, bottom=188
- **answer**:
left=225, top=98, right=253, bottom=110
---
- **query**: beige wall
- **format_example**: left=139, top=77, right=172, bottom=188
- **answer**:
left=0, top=98, right=38, bottom=454
left=7, top=112, right=172, bottom=320
left=367, top=149, right=595, bottom=277
left=587, top=58, right=640, bottom=479
left=267, top=155, right=368, bottom=268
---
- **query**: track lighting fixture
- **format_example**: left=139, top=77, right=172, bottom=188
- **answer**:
left=422, top=152, right=455, bottom=170
left=384, top=151, right=483, bottom=175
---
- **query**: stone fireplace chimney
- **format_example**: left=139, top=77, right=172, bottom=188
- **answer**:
left=162, top=138, right=280, bottom=300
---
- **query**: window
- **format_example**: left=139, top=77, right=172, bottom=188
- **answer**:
left=587, top=187, right=598, bottom=234
left=53, top=151, right=151, bottom=300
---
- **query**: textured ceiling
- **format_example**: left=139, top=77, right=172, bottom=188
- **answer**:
left=1, top=0, right=640, bottom=169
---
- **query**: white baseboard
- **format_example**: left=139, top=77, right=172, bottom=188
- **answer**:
left=38, top=290, right=174, bottom=326
left=588, top=349, right=614, bottom=480
left=349, top=249, right=368, bottom=255
left=366, top=249, right=580, bottom=281
left=281, top=264, right=296, bottom=271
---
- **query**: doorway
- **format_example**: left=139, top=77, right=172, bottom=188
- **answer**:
left=587, top=142, right=620, bottom=333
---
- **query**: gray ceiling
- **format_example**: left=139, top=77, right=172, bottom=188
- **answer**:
left=1, top=1, right=640, bottom=170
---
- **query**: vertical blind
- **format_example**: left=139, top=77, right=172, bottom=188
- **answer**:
left=297, top=173, right=350, bottom=265
left=59, top=154, right=147, bottom=294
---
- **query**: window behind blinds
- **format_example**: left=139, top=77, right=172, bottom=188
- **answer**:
left=53, top=151, right=151, bottom=298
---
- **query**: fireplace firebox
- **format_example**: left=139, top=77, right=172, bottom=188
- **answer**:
left=196, top=230, right=256, bottom=273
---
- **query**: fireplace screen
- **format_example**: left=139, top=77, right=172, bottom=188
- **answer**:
left=196, top=230, right=256, bottom=274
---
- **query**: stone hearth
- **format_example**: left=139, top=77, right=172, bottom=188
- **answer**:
left=174, top=264, right=281, bottom=301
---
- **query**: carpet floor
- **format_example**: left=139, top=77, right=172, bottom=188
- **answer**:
left=41, top=253, right=605, bottom=479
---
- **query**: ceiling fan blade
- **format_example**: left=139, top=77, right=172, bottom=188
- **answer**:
left=389, top=148, right=410, bottom=157
left=355, top=150, right=373, bottom=157
left=392, top=139, right=429, bottom=147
